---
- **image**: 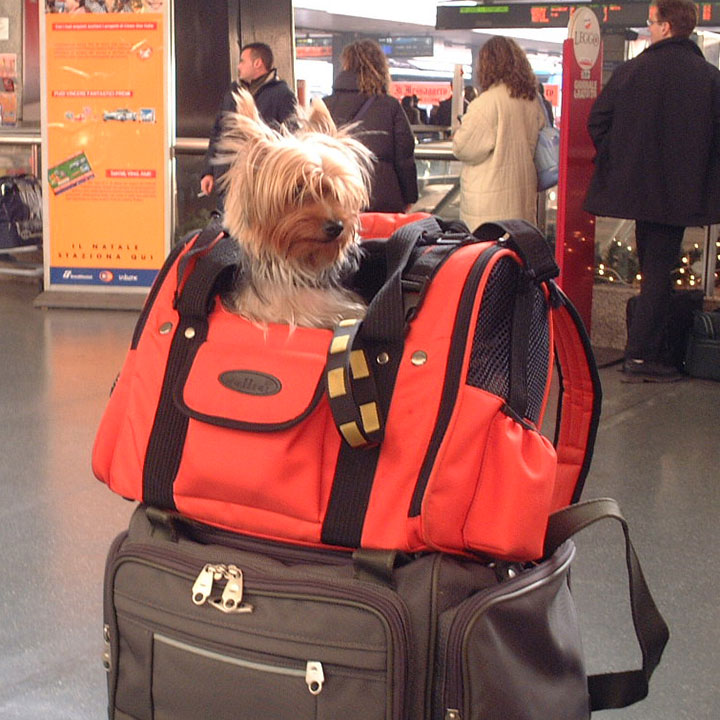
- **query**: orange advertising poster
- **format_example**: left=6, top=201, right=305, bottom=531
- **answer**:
left=42, top=10, right=168, bottom=289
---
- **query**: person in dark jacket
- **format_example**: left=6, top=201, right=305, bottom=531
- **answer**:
left=201, top=42, right=296, bottom=203
left=324, top=39, right=418, bottom=213
left=584, top=0, right=720, bottom=383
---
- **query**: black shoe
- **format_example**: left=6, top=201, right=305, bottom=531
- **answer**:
left=620, top=359, right=683, bottom=383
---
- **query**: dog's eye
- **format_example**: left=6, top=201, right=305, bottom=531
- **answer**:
left=292, top=185, right=305, bottom=202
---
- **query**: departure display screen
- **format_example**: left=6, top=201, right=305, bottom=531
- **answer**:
left=436, top=3, right=720, bottom=30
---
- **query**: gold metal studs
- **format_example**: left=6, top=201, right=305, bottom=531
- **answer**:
left=359, top=402, right=380, bottom=434
left=327, top=368, right=347, bottom=398
left=350, top=350, right=370, bottom=379
left=184, top=327, right=196, bottom=339
left=339, top=421, right=366, bottom=448
left=330, top=334, right=350, bottom=354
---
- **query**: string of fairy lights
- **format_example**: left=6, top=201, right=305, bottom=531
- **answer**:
left=596, top=236, right=720, bottom=290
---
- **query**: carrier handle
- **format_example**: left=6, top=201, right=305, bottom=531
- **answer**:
left=545, top=499, right=670, bottom=711
left=143, top=223, right=240, bottom=510
left=473, top=218, right=559, bottom=284
left=325, top=216, right=443, bottom=452
left=359, top=215, right=442, bottom=344
left=174, top=226, right=242, bottom=319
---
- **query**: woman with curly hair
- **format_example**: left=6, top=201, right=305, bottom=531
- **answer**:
left=452, top=36, right=545, bottom=230
left=324, top=39, right=418, bottom=213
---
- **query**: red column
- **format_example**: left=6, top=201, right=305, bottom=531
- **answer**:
left=555, top=37, right=603, bottom=331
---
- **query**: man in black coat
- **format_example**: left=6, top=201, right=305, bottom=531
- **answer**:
left=200, top=42, right=296, bottom=204
left=584, top=0, right=720, bottom=382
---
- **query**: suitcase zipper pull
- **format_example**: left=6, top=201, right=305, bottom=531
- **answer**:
left=192, top=563, right=254, bottom=614
left=305, top=660, right=325, bottom=695
left=191, top=564, right=218, bottom=605
left=211, top=564, right=254, bottom=614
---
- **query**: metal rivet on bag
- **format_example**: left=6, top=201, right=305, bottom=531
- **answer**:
left=376, top=352, right=390, bottom=365
left=411, top=351, right=428, bottom=366
left=184, top=327, right=196, bottom=339
left=159, top=322, right=173, bottom=335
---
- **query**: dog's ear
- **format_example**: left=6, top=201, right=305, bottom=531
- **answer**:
left=307, top=98, right=337, bottom=135
left=232, top=88, right=261, bottom=122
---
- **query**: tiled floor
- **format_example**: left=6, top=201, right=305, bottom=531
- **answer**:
left=0, top=279, right=718, bottom=719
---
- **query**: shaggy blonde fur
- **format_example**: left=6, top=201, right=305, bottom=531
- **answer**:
left=215, top=89, right=374, bottom=328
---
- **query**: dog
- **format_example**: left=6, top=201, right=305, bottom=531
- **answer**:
left=215, top=88, right=374, bottom=328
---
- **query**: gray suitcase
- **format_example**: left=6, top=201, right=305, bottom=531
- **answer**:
left=102, top=502, right=666, bottom=720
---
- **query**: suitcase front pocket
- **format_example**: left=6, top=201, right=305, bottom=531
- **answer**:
left=150, top=633, right=383, bottom=720
left=108, top=543, right=409, bottom=720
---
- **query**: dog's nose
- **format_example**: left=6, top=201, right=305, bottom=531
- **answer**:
left=323, top=220, right=344, bottom=239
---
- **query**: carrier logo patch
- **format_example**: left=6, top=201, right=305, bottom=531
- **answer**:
left=219, top=370, right=282, bottom=396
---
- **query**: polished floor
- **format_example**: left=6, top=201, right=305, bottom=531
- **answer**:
left=0, top=278, right=718, bottom=719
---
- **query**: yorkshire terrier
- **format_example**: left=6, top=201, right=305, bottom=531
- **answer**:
left=216, top=88, right=374, bottom=328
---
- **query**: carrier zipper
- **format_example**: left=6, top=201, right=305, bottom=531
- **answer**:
left=110, top=542, right=410, bottom=719
left=154, top=634, right=326, bottom=695
left=441, top=544, right=574, bottom=717
left=409, top=245, right=502, bottom=516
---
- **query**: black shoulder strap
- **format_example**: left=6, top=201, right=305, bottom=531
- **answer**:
left=351, top=96, right=375, bottom=122
left=142, top=224, right=240, bottom=510
left=545, top=499, right=670, bottom=711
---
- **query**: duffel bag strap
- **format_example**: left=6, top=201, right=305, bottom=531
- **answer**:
left=545, top=499, right=670, bottom=711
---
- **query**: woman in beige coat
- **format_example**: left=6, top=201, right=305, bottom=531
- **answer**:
left=452, top=37, right=545, bottom=231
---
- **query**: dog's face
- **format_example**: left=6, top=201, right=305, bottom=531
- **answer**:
left=218, top=90, right=373, bottom=275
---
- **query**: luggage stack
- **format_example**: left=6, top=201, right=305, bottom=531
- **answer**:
left=94, top=215, right=668, bottom=719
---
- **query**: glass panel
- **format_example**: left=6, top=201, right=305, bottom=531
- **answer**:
left=174, top=153, right=219, bottom=244
left=594, top=219, right=710, bottom=294
left=413, top=155, right=461, bottom=220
